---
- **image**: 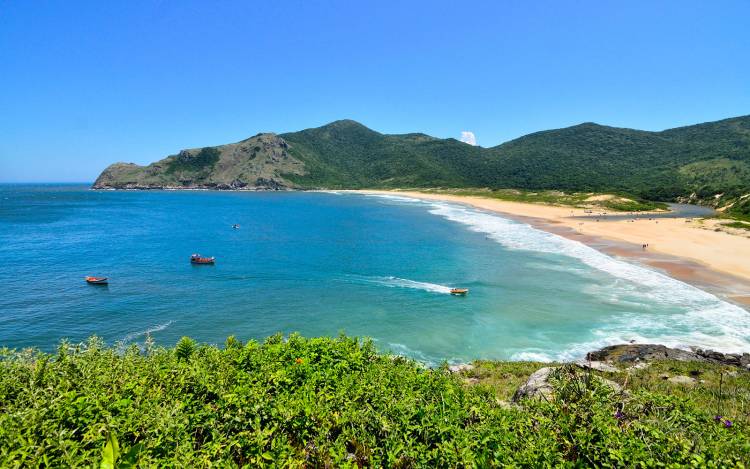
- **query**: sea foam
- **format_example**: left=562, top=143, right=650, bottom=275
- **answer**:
left=366, top=194, right=750, bottom=359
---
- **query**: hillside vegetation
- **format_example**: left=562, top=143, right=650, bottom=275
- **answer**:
left=93, top=115, right=750, bottom=211
left=1, top=335, right=748, bottom=466
left=282, top=116, right=750, bottom=208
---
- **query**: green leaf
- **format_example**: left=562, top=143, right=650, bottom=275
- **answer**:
left=120, top=443, right=144, bottom=469
left=100, top=431, right=119, bottom=469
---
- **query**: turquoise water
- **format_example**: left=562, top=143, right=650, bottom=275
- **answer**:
left=1, top=184, right=748, bottom=364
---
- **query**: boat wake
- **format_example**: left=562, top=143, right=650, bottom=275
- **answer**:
left=121, top=320, right=174, bottom=344
left=353, top=275, right=453, bottom=294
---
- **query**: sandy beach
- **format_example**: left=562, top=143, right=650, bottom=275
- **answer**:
left=355, top=190, right=750, bottom=305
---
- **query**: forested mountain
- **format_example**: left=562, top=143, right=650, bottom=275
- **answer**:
left=93, top=115, right=750, bottom=214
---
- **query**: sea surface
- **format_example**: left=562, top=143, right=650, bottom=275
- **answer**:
left=1, top=184, right=748, bottom=364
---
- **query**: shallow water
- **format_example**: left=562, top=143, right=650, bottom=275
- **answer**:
left=0, top=185, right=747, bottom=364
left=571, top=202, right=715, bottom=221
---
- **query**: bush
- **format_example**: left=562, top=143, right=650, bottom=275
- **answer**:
left=0, top=334, right=747, bottom=466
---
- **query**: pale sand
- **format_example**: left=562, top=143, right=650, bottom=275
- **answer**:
left=354, top=190, right=750, bottom=287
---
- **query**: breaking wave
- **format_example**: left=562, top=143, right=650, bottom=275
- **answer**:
left=365, top=193, right=750, bottom=358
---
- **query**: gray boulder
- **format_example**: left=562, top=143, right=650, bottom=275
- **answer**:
left=668, top=375, right=697, bottom=385
left=512, top=367, right=555, bottom=402
left=513, top=366, right=623, bottom=403
left=587, top=344, right=703, bottom=363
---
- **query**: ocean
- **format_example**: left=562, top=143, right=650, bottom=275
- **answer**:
left=1, top=184, right=748, bottom=364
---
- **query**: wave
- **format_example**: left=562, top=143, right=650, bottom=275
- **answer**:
left=353, top=275, right=453, bottom=294
left=386, top=342, right=436, bottom=366
left=361, top=193, right=427, bottom=205
left=363, top=194, right=750, bottom=357
left=510, top=351, right=555, bottom=362
left=121, top=320, right=174, bottom=343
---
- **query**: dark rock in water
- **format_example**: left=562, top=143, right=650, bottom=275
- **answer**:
left=695, top=348, right=750, bottom=368
left=588, top=344, right=750, bottom=369
left=587, top=344, right=703, bottom=363
left=230, top=178, right=248, bottom=189
left=254, top=177, right=286, bottom=190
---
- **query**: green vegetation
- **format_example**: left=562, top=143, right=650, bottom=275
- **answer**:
left=166, top=147, right=221, bottom=174
left=281, top=120, right=480, bottom=189
left=726, top=197, right=750, bottom=221
left=95, top=115, right=750, bottom=208
left=2, top=334, right=748, bottom=466
left=462, top=359, right=750, bottom=423
left=416, top=188, right=669, bottom=212
left=279, top=116, right=750, bottom=206
left=723, top=221, right=750, bottom=231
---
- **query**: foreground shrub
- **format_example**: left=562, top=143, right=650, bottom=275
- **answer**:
left=0, top=334, right=747, bottom=466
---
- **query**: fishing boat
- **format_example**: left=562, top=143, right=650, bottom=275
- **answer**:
left=450, top=288, right=468, bottom=296
left=190, top=254, right=215, bottom=264
left=85, top=276, right=108, bottom=285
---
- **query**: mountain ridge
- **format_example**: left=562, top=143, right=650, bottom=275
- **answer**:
left=93, top=115, right=750, bottom=215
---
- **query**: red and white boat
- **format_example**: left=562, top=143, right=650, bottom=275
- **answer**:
left=85, top=276, right=109, bottom=285
left=190, top=254, right=215, bottom=265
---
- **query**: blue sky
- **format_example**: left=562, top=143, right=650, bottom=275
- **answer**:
left=1, top=1, right=748, bottom=182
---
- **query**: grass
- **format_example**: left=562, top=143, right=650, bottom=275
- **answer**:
left=459, top=359, right=750, bottom=425
left=414, top=187, right=669, bottom=212
left=722, top=221, right=750, bottom=231
left=1, top=334, right=748, bottom=466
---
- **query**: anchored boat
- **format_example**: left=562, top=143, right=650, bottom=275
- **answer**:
left=450, top=288, right=468, bottom=296
left=190, top=254, right=215, bottom=265
left=85, top=276, right=108, bottom=285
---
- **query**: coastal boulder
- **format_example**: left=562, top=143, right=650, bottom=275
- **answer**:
left=512, top=367, right=555, bottom=402
left=574, top=359, right=620, bottom=373
left=448, top=363, right=475, bottom=373
left=668, top=375, right=697, bottom=385
left=587, top=344, right=705, bottom=363
left=695, top=349, right=750, bottom=368
left=512, top=366, right=623, bottom=403
left=588, top=344, right=750, bottom=369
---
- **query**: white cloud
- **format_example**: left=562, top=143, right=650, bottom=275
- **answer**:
left=460, top=131, right=476, bottom=146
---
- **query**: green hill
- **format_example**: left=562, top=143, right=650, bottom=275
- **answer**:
left=93, top=115, right=750, bottom=211
left=280, top=120, right=485, bottom=188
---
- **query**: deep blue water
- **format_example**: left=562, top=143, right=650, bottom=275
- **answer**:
left=1, top=184, right=748, bottom=363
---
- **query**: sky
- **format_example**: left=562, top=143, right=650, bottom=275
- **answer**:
left=1, top=1, right=749, bottom=182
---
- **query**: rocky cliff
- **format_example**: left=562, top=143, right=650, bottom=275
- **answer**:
left=93, top=133, right=305, bottom=190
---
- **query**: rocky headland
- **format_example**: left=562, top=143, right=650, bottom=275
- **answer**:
left=93, top=133, right=304, bottom=190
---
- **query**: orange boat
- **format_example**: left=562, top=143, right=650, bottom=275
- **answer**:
left=450, top=288, right=468, bottom=296
left=190, top=254, right=215, bottom=265
left=85, top=276, right=108, bottom=285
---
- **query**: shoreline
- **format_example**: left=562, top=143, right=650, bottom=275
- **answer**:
left=353, top=190, right=750, bottom=308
